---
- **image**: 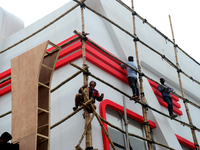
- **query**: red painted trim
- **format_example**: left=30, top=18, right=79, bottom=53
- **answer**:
left=0, top=79, right=11, bottom=89
left=85, top=45, right=127, bottom=76
left=47, top=34, right=79, bottom=52
left=0, top=69, right=11, bottom=80
left=58, top=41, right=82, bottom=59
left=55, top=50, right=82, bottom=70
left=86, top=53, right=128, bottom=84
left=100, top=99, right=156, bottom=150
left=86, top=40, right=121, bottom=65
left=175, top=134, right=200, bottom=150
left=0, top=85, right=11, bottom=97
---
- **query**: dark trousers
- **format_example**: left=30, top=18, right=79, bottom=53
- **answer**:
left=163, top=96, right=173, bottom=115
left=127, top=77, right=139, bottom=96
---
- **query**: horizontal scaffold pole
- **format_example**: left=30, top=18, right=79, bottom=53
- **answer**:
left=69, top=62, right=200, bottom=132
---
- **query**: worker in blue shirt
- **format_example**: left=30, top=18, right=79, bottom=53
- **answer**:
left=158, top=78, right=177, bottom=118
left=121, top=56, right=140, bottom=100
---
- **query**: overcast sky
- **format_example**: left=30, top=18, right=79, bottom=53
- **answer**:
left=1, top=0, right=200, bottom=64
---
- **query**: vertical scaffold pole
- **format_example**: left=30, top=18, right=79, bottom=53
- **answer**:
left=80, top=0, right=92, bottom=149
left=131, top=0, right=153, bottom=150
left=169, top=15, right=199, bottom=150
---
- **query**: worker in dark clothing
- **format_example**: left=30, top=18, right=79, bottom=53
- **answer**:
left=73, top=81, right=104, bottom=111
left=158, top=78, right=178, bottom=118
left=0, top=132, right=19, bottom=150
left=121, top=56, right=140, bottom=100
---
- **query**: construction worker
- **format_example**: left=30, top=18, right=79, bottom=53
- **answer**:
left=73, top=81, right=104, bottom=112
left=158, top=78, right=178, bottom=118
left=121, top=56, right=140, bottom=100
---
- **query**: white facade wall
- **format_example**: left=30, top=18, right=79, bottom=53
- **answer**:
left=0, top=0, right=200, bottom=149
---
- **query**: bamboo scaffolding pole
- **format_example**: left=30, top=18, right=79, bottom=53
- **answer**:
left=77, top=0, right=92, bottom=148
left=76, top=112, right=95, bottom=148
left=131, top=0, right=153, bottom=149
left=51, top=70, right=82, bottom=92
left=169, top=15, right=199, bottom=150
left=115, top=0, right=200, bottom=67
left=0, top=110, right=12, bottom=118
left=72, top=1, right=200, bottom=91
left=50, top=98, right=94, bottom=129
left=100, top=117, right=175, bottom=150
left=0, top=3, right=82, bottom=54
left=86, top=38, right=200, bottom=109
left=69, top=62, right=200, bottom=132
left=80, top=88, right=117, bottom=150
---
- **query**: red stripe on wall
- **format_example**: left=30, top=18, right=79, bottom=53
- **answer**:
left=0, top=69, right=11, bottom=80
left=86, top=52, right=128, bottom=84
left=176, top=134, right=200, bottom=150
left=86, top=45, right=127, bottom=76
left=0, top=79, right=11, bottom=89
left=0, top=85, right=11, bottom=97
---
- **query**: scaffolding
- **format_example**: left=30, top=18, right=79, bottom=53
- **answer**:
left=0, top=0, right=200, bottom=150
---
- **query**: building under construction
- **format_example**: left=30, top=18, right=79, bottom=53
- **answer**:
left=0, top=0, right=200, bottom=150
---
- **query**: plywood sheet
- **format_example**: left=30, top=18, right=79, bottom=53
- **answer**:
left=11, top=41, right=49, bottom=143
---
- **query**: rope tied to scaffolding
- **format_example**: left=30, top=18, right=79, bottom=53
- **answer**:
left=140, top=92, right=145, bottom=97
left=133, top=36, right=140, bottom=42
left=139, top=72, right=145, bottom=77
left=80, top=2, right=86, bottom=8
left=81, top=31, right=88, bottom=42
left=183, top=98, right=189, bottom=103
left=132, top=11, right=137, bottom=16
left=177, top=69, right=182, bottom=73
left=190, top=76, right=194, bottom=81
left=144, top=121, right=149, bottom=126
left=143, top=103, right=149, bottom=111
left=143, top=19, right=147, bottom=24
left=191, top=124, right=197, bottom=130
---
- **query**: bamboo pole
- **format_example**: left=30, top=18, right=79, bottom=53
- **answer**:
left=131, top=1, right=153, bottom=149
left=50, top=98, right=94, bottom=129
left=78, top=0, right=92, bottom=148
left=169, top=15, right=199, bottom=150
left=51, top=70, right=82, bottom=92
left=0, top=3, right=81, bottom=54
left=100, top=117, right=175, bottom=150
left=70, top=62, right=200, bottom=132
left=76, top=112, right=95, bottom=148
left=0, top=110, right=12, bottom=118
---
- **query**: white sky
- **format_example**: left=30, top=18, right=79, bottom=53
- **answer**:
left=1, top=0, right=200, bottom=63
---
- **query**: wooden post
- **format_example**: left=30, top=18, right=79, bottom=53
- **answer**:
left=169, top=15, right=199, bottom=150
left=131, top=1, right=153, bottom=150
left=79, top=0, right=92, bottom=149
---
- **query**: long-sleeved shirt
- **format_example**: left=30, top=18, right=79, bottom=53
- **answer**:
left=79, top=87, right=103, bottom=102
left=157, top=84, right=173, bottom=98
left=121, top=61, right=137, bottom=78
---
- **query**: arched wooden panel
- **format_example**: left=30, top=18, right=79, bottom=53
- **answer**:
left=11, top=41, right=61, bottom=150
